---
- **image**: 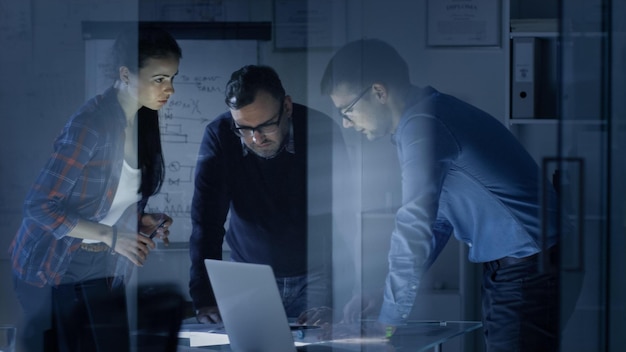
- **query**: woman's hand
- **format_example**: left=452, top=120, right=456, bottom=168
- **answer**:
left=139, top=213, right=173, bottom=246
left=111, top=228, right=156, bottom=266
left=109, top=213, right=173, bottom=266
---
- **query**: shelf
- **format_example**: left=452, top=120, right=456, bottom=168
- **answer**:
left=508, top=119, right=607, bottom=126
left=510, top=18, right=558, bottom=34
left=510, top=31, right=607, bottom=39
left=510, top=31, right=559, bottom=38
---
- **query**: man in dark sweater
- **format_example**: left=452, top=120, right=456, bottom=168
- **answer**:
left=189, top=65, right=349, bottom=323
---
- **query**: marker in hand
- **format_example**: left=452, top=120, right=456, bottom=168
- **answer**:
left=141, top=218, right=167, bottom=239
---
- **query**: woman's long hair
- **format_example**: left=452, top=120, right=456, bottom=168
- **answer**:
left=112, top=25, right=182, bottom=197
left=138, top=106, right=166, bottom=197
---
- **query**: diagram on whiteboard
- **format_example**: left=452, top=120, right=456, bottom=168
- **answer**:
left=85, top=38, right=258, bottom=243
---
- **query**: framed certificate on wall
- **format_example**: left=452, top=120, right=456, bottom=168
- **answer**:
left=427, top=0, right=501, bottom=47
left=273, top=0, right=346, bottom=50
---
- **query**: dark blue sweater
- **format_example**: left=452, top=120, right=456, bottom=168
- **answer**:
left=189, top=103, right=341, bottom=308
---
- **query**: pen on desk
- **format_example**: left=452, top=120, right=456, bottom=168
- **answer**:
left=409, top=320, right=447, bottom=326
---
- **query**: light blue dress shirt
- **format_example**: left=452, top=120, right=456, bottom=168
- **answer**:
left=378, top=86, right=561, bottom=325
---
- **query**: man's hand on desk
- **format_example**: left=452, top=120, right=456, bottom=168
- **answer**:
left=196, top=306, right=222, bottom=324
left=296, top=306, right=333, bottom=325
left=342, top=291, right=383, bottom=323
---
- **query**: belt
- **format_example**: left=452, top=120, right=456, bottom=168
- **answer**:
left=488, top=245, right=558, bottom=270
left=80, top=242, right=110, bottom=252
left=492, top=252, right=539, bottom=268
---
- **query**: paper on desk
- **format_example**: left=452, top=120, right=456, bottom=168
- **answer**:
left=178, top=331, right=311, bottom=348
left=178, top=331, right=230, bottom=347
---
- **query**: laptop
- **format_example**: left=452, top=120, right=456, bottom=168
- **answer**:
left=203, top=259, right=358, bottom=352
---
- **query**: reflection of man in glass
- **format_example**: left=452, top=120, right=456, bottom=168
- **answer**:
left=321, top=39, right=570, bottom=351
left=189, top=65, right=346, bottom=324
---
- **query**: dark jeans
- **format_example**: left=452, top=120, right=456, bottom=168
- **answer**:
left=53, top=276, right=129, bottom=352
left=14, top=249, right=127, bottom=352
left=275, top=270, right=331, bottom=318
left=13, top=276, right=53, bottom=352
left=482, top=248, right=559, bottom=352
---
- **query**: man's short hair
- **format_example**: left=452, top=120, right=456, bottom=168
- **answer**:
left=225, top=65, right=286, bottom=109
left=320, top=39, right=410, bottom=95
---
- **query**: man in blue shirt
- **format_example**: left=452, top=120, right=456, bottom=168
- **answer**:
left=321, top=39, right=572, bottom=351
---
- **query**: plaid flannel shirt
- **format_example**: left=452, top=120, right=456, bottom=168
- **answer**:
left=10, top=87, right=146, bottom=287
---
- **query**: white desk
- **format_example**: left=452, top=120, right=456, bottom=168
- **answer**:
left=177, top=320, right=483, bottom=352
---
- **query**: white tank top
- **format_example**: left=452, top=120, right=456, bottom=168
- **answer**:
left=83, top=160, right=141, bottom=243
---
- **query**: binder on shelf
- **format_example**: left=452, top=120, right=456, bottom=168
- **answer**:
left=511, top=37, right=538, bottom=118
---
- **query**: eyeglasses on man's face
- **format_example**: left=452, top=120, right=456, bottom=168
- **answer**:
left=339, top=86, right=371, bottom=123
left=232, top=101, right=284, bottom=139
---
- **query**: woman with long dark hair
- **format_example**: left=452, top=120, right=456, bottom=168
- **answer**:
left=10, top=25, right=181, bottom=351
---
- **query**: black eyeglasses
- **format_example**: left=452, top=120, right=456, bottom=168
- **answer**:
left=232, top=101, right=284, bottom=138
left=339, top=86, right=371, bottom=122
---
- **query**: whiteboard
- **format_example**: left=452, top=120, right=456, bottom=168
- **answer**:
left=85, top=39, right=258, bottom=243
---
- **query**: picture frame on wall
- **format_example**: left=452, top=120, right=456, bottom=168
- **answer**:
left=426, top=0, right=501, bottom=47
left=273, top=0, right=346, bottom=51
